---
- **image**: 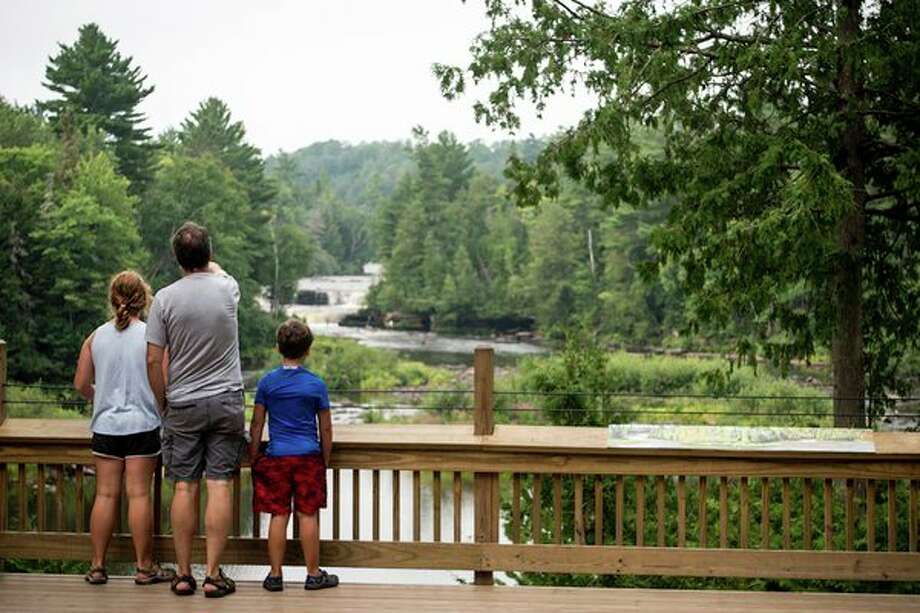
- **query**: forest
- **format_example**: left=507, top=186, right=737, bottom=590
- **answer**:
left=2, top=0, right=919, bottom=434
left=0, top=22, right=687, bottom=385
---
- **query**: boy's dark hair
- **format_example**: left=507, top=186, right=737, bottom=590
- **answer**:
left=171, top=222, right=211, bottom=271
left=277, top=319, right=313, bottom=359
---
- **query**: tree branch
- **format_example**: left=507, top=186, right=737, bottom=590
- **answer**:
left=865, top=190, right=904, bottom=204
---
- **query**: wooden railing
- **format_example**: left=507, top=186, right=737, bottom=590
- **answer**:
left=1, top=347, right=920, bottom=582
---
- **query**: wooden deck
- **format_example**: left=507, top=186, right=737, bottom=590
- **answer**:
left=1, top=574, right=918, bottom=612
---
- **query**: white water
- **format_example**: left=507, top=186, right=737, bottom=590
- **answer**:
left=282, top=269, right=546, bottom=362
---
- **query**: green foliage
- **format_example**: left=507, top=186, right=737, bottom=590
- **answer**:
left=179, top=97, right=273, bottom=206
left=370, top=131, right=534, bottom=329
left=0, top=133, right=144, bottom=380
left=0, top=97, right=53, bottom=147
left=2, top=32, right=308, bottom=378
left=436, top=0, right=920, bottom=418
left=6, top=383, right=87, bottom=419
left=40, top=23, right=155, bottom=190
left=515, top=334, right=831, bottom=428
left=304, top=337, right=451, bottom=391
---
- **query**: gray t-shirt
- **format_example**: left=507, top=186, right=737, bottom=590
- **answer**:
left=91, top=320, right=161, bottom=436
left=146, top=272, right=244, bottom=404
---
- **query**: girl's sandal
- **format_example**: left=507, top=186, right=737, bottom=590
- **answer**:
left=135, top=563, right=177, bottom=585
left=85, top=566, right=108, bottom=585
left=203, top=569, right=236, bottom=598
left=170, top=574, right=197, bottom=596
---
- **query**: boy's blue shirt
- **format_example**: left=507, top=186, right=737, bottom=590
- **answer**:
left=255, top=365, right=330, bottom=457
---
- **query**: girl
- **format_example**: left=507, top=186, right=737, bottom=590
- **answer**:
left=74, top=270, right=175, bottom=586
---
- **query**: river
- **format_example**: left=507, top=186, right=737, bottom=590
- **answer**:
left=282, top=269, right=546, bottom=366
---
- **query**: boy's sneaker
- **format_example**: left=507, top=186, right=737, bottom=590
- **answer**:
left=304, top=570, right=339, bottom=590
left=262, top=575, right=283, bottom=592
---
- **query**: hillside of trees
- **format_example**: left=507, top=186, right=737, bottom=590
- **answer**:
left=273, top=129, right=689, bottom=347
left=0, top=24, right=310, bottom=380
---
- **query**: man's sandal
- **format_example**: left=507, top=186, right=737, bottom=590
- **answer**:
left=84, top=566, right=108, bottom=585
left=170, top=574, right=197, bottom=596
left=135, top=563, right=177, bottom=585
left=203, top=569, right=236, bottom=598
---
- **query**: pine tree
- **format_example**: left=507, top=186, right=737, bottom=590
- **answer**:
left=179, top=97, right=273, bottom=205
left=41, top=23, right=155, bottom=191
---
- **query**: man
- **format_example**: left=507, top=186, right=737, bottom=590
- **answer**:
left=146, top=221, right=244, bottom=598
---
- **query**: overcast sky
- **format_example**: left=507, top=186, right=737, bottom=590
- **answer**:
left=0, top=1, right=591, bottom=154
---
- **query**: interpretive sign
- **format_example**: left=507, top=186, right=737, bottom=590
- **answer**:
left=607, top=424, right=874, bottom=453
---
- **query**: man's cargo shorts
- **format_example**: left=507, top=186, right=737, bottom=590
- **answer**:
left=162, top=389, right=246, bottom=481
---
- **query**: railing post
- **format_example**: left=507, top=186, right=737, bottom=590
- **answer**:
left=473, top=346, right=494, bottom=436
left=0, top=340, right=6, bottom=426
left=473, top=346, right=498, bottom=585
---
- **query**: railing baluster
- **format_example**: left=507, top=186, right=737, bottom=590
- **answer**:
left=18, top=463, right=26, bottom=531
left=760, top=477, right=769, bottom=549
left=719, top=476, right=728, bottom=548
left=352, top=469, right=361, bottom=540
left=393, top=470, right=401, bottom=541
left=412, top=470, right=421, bottom=542
left=532, top=474, right=542, bottom=544
left=553, top=474, right=562, bottom=545
left=782, top=477, right=791, bottom=550
left=0, top=463, right=8, bottom=531
left=55, top=465, right=64, bottom=531
left=331, top=468, right=339, bottom=540
left=615, top=476, right=624, bottom=546
left=677, top=475, right=686, bottom=547
left=593, top=476, right=603, bottom=546
left=698, top=476, right=707, bottom=548
left=867, top=479, right=876, bottom=552
left=824, top=478, right=833, bottom=550
left=740, top=476, right=749, bottom=548
left=372, top=469, right=380, bottom=541
left=803, top=478, right=812, bottom=549
left=433, top=471, right=441, bottom=543
left=452, top=471, right=461, bottom=543
left=37, top=464, right=45, bottom=532
left=232, top=472, right=241, bottom=537
left=657, top=476, right=666, bottom=547
left=35, top=464, right=46, bottom=532
left=888, top=479, right=896, bottom=551
left=371, top=469, right=380, bottom=541
left=574, top=474, right=584, bottom=545
left=636, top=476, right=645, bottom=547
left=76, top=465, right=85, bottom=533
left=845, top=479, right=855, bottom=551
left=911, top=480, right=918, bottom=553
left=512, top=473, right=522, bottom=543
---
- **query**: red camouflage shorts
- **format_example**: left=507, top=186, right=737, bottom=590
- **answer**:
left=252, top=453, right=327, bottom=516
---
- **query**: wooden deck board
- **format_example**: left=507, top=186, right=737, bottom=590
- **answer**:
left=0, top=574, right=917, bottom=612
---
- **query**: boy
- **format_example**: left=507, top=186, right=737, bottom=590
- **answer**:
left=249, top=319, right=339, bottom=592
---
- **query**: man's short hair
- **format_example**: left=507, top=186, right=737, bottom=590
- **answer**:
left=171, top=222, right=211, bottom=271
left=277, top=319, right=314, bottom=359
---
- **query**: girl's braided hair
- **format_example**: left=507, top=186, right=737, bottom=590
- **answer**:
left=109, top=270, right=152, bottom=331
